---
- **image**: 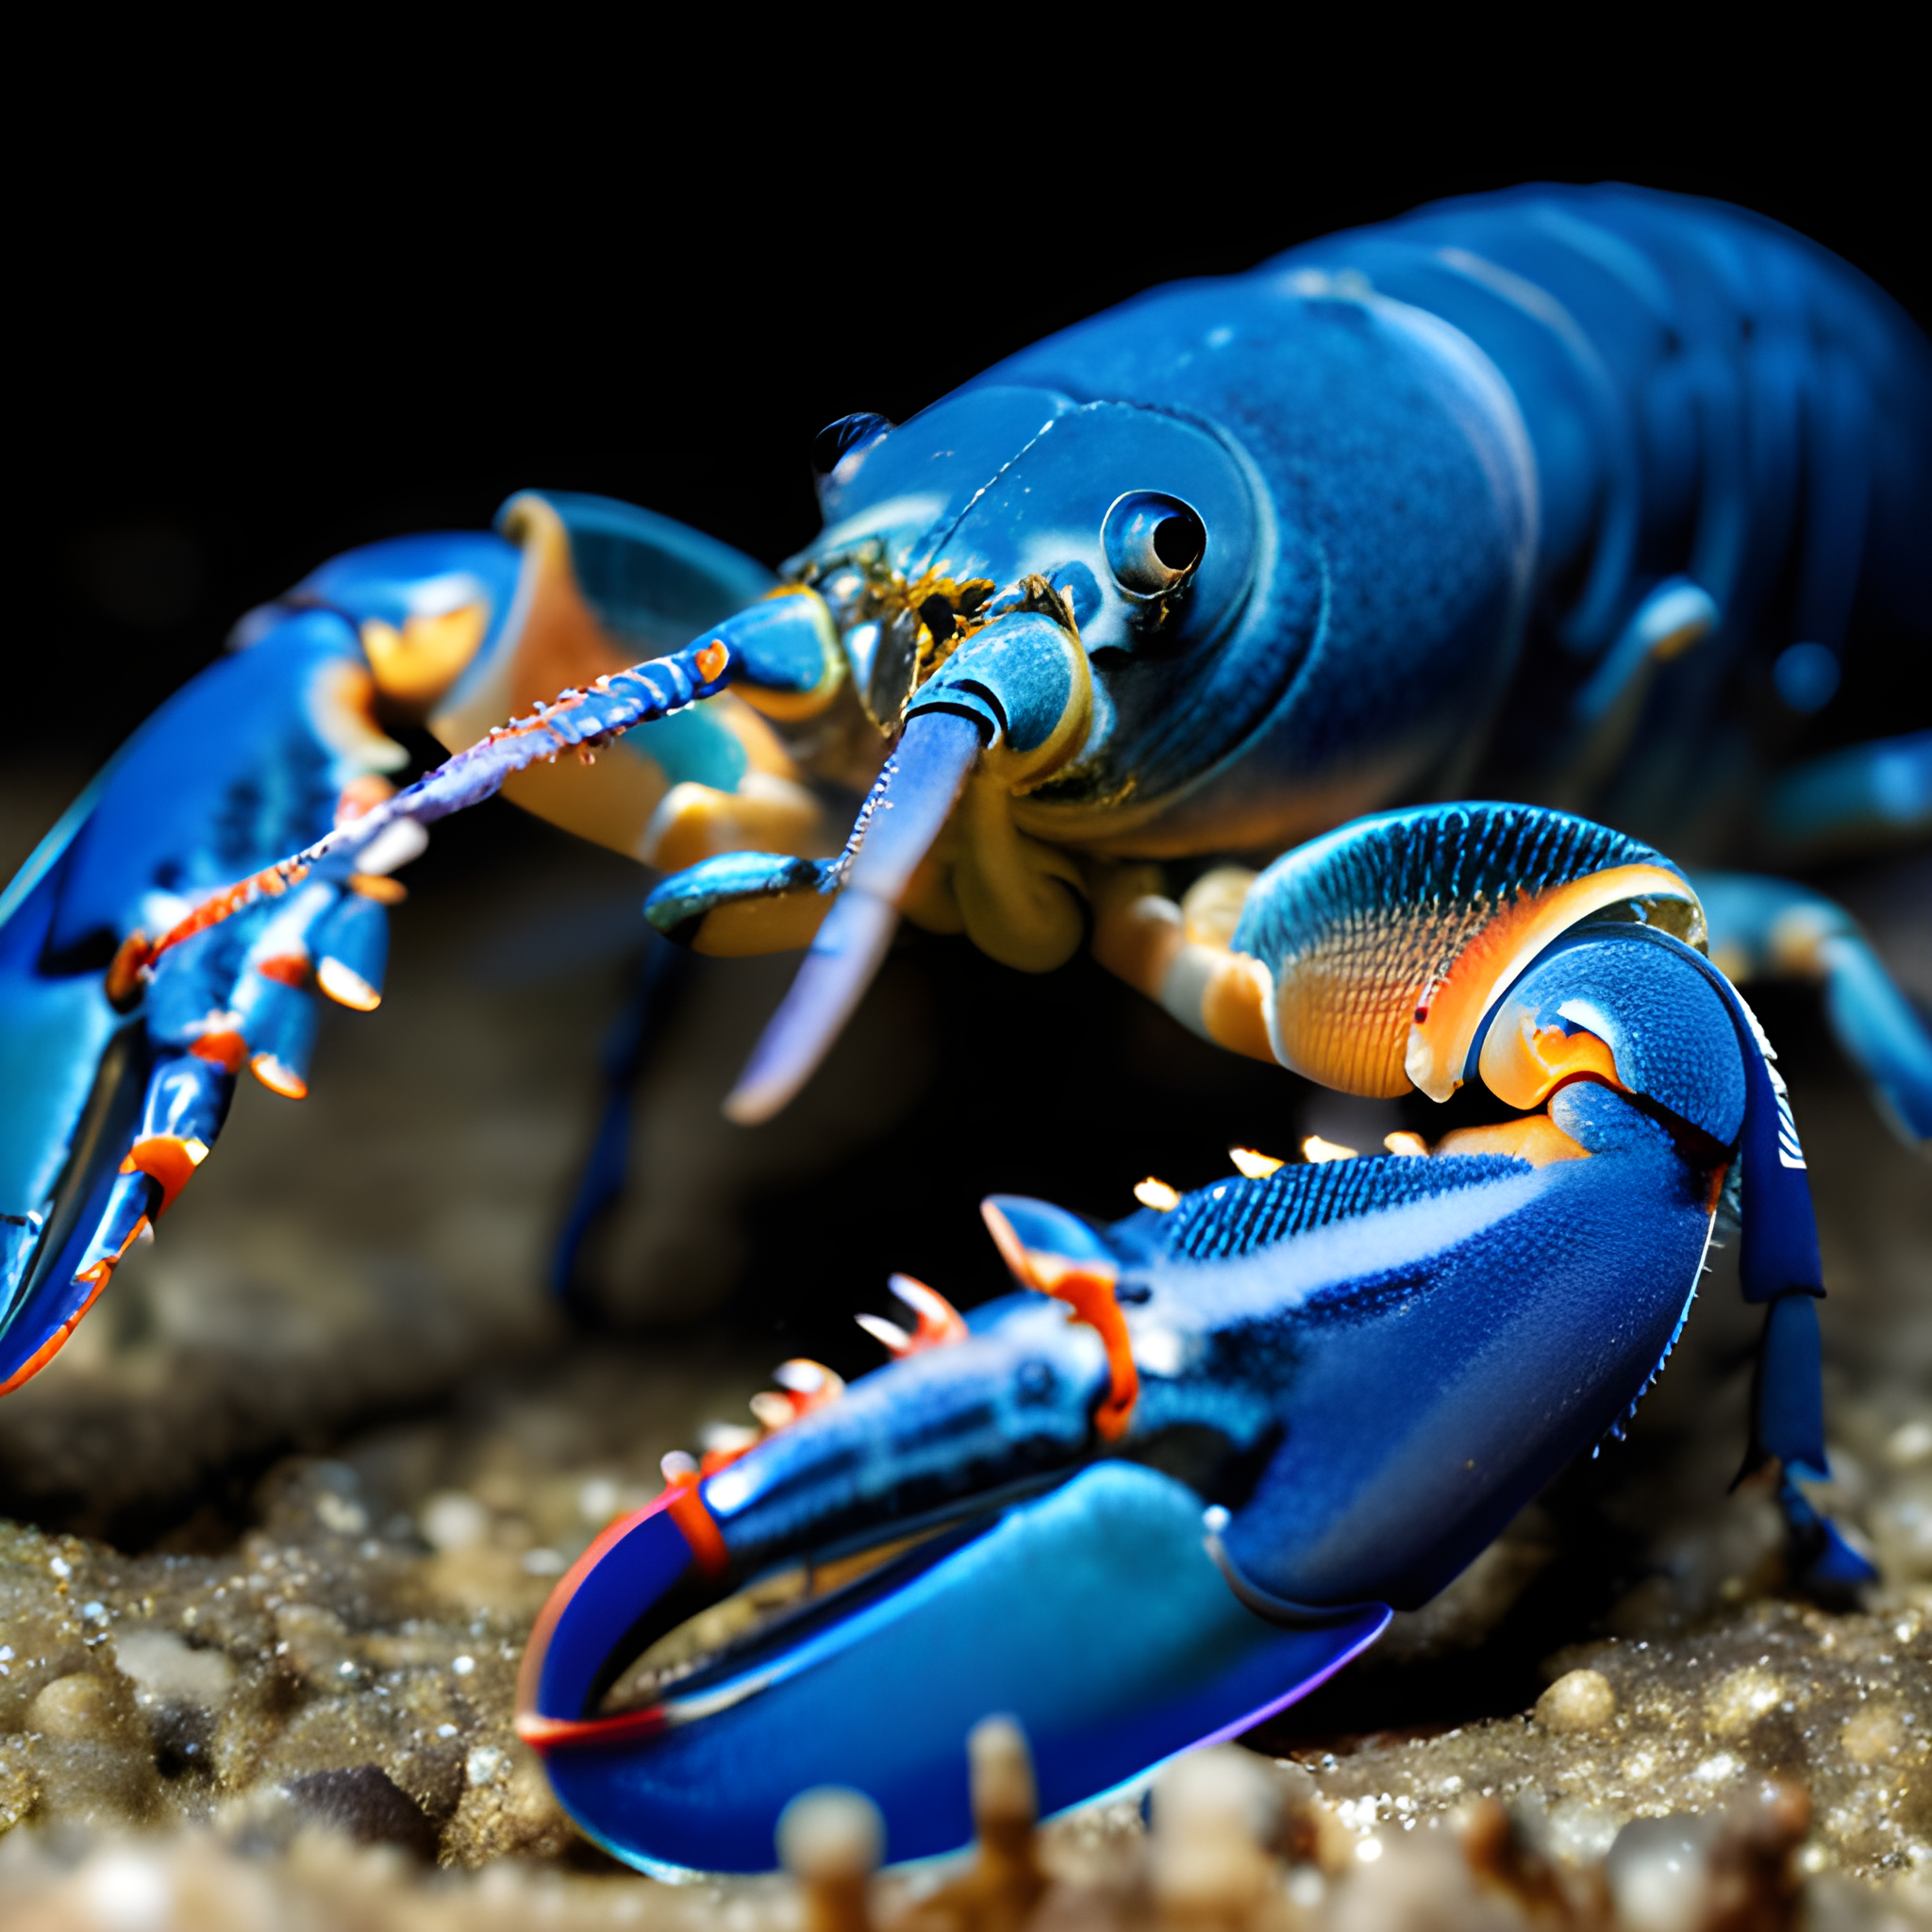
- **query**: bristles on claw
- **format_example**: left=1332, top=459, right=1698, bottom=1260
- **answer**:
left=1302, top=1134, right=1357, bottom=1163
left=856, top=1312, right=914, bottom=1356
left=772, top=1358, right=844, bottom=1400
left=858, top=1276, right=969, bottom=1357
left=750, top=1391, right=796, bottom=1431
left=889, top=1274, right=970, bottom=1347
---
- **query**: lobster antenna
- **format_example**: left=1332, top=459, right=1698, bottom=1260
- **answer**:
left=144, top=638, right=738, bottom=969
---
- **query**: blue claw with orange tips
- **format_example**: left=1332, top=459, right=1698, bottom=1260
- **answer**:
left=516, top=801, right=1872, bottom=1874
left=0, top=491, right=788, bottom=1389
left=0, top=600, right=425, bottom=1391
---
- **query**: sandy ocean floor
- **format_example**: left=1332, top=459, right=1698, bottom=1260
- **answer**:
left=0, top=765, right=1927, bottom=1929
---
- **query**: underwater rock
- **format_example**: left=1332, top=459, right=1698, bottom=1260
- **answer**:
left=284, top=1764, right=440, bottom=1860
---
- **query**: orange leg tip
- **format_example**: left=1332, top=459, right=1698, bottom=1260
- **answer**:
left=121, top=1135, right=209, bottom=1215
left=250, top=1055, right=309, bottom=1100
left=315, top=958, right=381, bottom=1010
left=349, top=874, right=408, bottom=904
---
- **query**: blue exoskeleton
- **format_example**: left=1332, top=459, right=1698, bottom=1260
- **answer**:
left=1, top=184, right=1926, bottom=1866
left=514, top=802, right=1861, bottom=1871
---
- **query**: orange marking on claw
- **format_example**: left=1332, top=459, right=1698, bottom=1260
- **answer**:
left=664, top=1476, right=729, bottom=1576
left=758, top=1359, right=846, bottom=1428
left=1406, top=863, right=1694, bottom=1101
left=121, top=1135, right=210, bottom=1215
left=980, top=1202, right=1139, bottom=1441
left=0, top=1274, right=108, bottom=1396
left=75, top=1215, right=148, bottom=1289
left=190, top=1030, right=249, bottom=1074
left=695, top=640, right=729, bottom=682
left=1479, top=1016, right=1623, bottom=1112
left=516, top=1704, right=671, bottom=1751
left=256, top=954, right=310, bottom=989
left=517, top=1483, right=708, bottom=1736
left=1042, top=1266, right=1139, bottom=1441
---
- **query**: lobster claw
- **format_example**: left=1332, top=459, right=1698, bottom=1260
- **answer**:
left=518, top=1462, right=1386, bottom=1874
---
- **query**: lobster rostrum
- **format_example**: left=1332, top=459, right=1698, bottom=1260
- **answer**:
left=0, top=183, right=1926, bottom=1863
left=514, top=801, right=1872, bottom=1872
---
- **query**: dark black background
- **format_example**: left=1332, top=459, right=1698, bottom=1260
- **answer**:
left=14, top=75, right=1925, bottom=768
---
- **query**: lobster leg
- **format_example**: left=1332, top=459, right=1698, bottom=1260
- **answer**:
left=1757, top=729, right=1932, bottom=863
left=1694, top=870, right=1932, bottom=1149
left=548, top=932, right=694, bottom=1315
left=1474, top=920, right=1878, bottom=1591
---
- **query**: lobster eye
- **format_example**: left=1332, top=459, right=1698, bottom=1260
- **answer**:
left=811, top=413, right=893, bottom=481
left=1102, top=491, right=1207, bottom=599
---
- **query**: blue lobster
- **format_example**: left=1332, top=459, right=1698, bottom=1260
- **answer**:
left=2, top=184, right=1928, bottom=1869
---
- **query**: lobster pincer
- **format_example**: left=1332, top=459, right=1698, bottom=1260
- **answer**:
left=515, top=1274, right=1391, bottom=1875
left=0, top=491, right=817, bottom=1389
left=517, top=801, right=1872, bottom=1874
